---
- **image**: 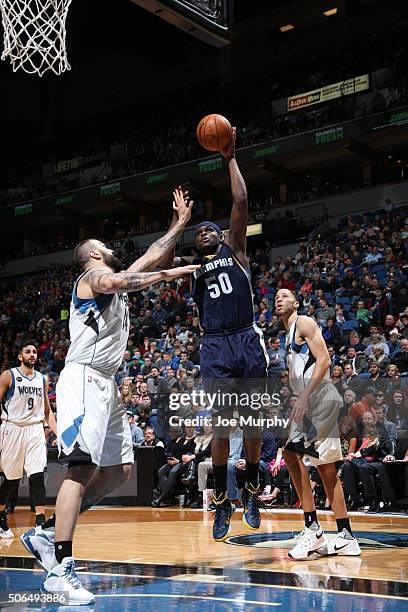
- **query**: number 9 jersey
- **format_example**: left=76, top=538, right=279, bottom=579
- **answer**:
left=192, top=242, right=255, bottom=333
left=1, top=368, right=45, bottom=425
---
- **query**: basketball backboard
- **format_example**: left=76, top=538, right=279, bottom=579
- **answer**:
left=130, top=0, right=233, bottom=47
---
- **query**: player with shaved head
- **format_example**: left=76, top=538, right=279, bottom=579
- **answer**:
left=275, top=288, right=360, bottom=560
left=21, top=189, right=199, bottom=604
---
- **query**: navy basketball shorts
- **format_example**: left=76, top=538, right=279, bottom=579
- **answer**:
left=200, top=324, right=269, bottom=414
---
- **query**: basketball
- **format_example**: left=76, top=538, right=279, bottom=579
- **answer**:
left=196, top=114, right=233, bottom=152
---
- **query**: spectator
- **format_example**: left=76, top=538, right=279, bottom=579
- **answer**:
left=267, top=337, right=286, bottom=375
left=342, top=363, right=360, bottom=393
left=179, top=350, right=198, bottom=378
left=141, top=355, right=153, bottom=378
left=152, top=424, right=196, bottom=507
left=316, top=298, right=335, bottom=324
left=121, top=382, right=133, bottom=409
left=140, top=426, right=164, bottom=448
left=369, top=345, right=390, bottom=371
left=331, top=365, right=344, bottom=393
left=387, top=330, right=401, bottom=357
left=387, top=391, right=408, bottom=431
left=365, top=333, right=390, bottom=358
left=343, top=347, right=367, bottom=374
left=342, top=411, right=389, bottom=511
left=349, top=387, right=377, bottom=424
left=322, top=318, right=342, bottom=350
left=129, top=414, right=144, bottom=448
left=391, top=338, right=408, bottom=374
left=182, top=420, right=213, bottom=507
left=367, top=362, right=383, bottom=389
left=385, top=364, right=404, bottom=396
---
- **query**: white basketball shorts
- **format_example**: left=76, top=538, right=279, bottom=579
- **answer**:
left=0, top=421, right=47, bottom=480
left=57, top=362, right=133, bottom=468
left=288, top=382, right=343, bottom=466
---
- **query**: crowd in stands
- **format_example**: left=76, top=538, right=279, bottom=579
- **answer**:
left=1, top=16, right=408, bottom=208
left=1, top=203, right=407, bottom=512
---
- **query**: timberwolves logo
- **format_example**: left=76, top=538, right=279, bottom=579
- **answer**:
left=227, top=531, right=408, bottom=549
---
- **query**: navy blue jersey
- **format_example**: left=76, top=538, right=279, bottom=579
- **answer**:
left=192, top=242, right=254, bottom=333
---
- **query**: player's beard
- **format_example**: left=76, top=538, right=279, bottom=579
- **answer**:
left=21, top=358, right=36, bottom=369
left=198, top=239, right=220, bottom=256
left=199, top=244, right=218, bottom=256
left=103, top=252, right=122, bottom=272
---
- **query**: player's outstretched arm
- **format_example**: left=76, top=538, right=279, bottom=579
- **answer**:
left=126, top=187, right=193, bottom=273
left=0, top=370, right=11, bottom=402
left=221, top=127, right=248, bottom=257
left=86, top=264, right=200, bottom=294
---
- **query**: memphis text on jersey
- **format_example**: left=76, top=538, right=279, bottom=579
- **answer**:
left=193, top=257, right=234, bottom=279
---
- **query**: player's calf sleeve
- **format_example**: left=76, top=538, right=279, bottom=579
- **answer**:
left=0, top=478, right=20, bottom=505
left=29, top=472, right=46, bottom=507
left=245, top=462, right=260, bottom=488
left=213, top=464, right=228, bottom=497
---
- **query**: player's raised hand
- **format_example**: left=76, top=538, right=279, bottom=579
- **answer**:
left=173, top=186, right=193, bottom=226
left=220, top=126, right=236, bottom=161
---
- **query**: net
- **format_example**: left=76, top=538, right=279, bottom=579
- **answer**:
left=0, top=0, right=72, bottom=76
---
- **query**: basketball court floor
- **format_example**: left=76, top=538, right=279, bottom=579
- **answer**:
left=1, top=506, right=408, bottom=610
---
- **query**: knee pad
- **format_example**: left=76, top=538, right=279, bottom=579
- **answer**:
left=29, top=472, right=46, bottom=507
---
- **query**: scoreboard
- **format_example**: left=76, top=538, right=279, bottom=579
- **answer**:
left=130, top=0, right=233, bottom=46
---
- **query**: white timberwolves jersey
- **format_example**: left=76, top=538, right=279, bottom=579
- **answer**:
left=65, top=270, right=129, bottom=375
left=2, top=367, right=45, bottom=425
left=285, top=318, right=330, bottom=396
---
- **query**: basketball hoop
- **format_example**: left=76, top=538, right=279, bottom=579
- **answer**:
left=0, top=0, right=72, bottom=76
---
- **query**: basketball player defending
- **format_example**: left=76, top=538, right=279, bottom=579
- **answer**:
left=0, top=342, right=56, bottom=537
left=275, top=289, right=360, bottom=559
left=21, top=192, right=198, bottom=604
left=188, top=129, right=269, bottom=541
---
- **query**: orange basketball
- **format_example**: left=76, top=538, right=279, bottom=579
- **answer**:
left=196, top=114, right=233, bottom=152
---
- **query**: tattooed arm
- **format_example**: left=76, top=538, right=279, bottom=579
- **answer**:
left=127, top=187, right=193, bottom=273
left=86, top=264, right=200, bottom=295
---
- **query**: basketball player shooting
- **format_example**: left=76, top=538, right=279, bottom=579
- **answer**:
left=0, top=342, right=56, bottom=538
left=275, top=289, right=361, bottom=560
left=184, top=128, right=269, bottom=541
left=20, top=190, right=199, bottom=605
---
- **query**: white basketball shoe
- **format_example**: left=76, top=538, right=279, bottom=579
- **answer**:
left=42, top=557, right=95, bottom=605
left=288, top=525, right=328, bottom=560
left=20, top=525, right=56, bottom=571
left=327, top=529, right=361, bottom=556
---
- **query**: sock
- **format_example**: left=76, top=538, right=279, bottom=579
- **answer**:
left=245, top=462, right=260, bottom=489
left=0, top=509, right=8, bottom=530
left=304, top=510, right=319, bottom=529
left=42, top=513, right=56, bottom=529
left=213, top=464, right=228, bottom=498
left=55, top=541, right=73, bottom=564
left=336, top=517, right=354, bottom=537
left=35, top=513, right=45, bottom=527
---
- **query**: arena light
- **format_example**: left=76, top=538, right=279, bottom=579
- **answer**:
left=323, top=8, right=337, bottom=16
left=280, top=24, right=294, bottom=32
